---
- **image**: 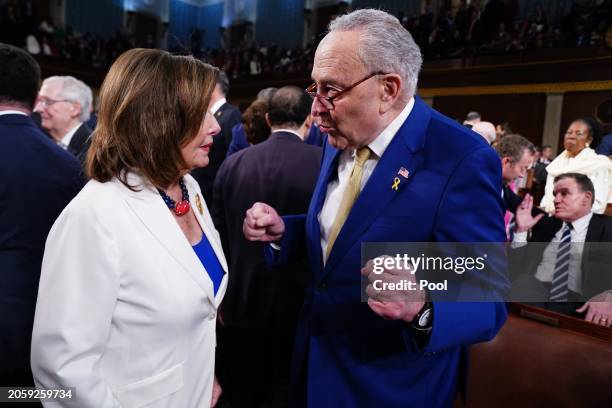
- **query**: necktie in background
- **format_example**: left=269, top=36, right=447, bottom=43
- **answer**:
left=549, top=223, right=573, bottom=302
left=325, top=146, right=371, bottom=260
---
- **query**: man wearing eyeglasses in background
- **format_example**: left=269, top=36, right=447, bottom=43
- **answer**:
left=34, top=75, right=93, bottom=159
left=243, top=9, right=508, bottom=407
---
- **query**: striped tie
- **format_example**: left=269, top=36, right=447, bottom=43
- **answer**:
left=549, top=223, right=573, bottom=302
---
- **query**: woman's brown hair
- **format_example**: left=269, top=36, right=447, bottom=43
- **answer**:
left=86, top=48, right=218, bottom=189
left=242, top=100, right=270, bottom=145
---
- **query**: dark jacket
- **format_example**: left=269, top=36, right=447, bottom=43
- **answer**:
left=511, top=214, right=612, bottom=299
left=212, top=131, right=322, bottom=328
left=0, top=113, right=83, bottom=385
left=192, top=101, right=242, bottom=204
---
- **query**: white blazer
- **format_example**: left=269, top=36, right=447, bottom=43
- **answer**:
left=31, top=173, right=227, bottom=408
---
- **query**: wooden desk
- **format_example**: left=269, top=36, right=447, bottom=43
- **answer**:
left=466, top=304, right=612, bottom=407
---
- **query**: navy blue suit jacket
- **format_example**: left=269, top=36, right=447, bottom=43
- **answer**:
left=595, top=134, right=612, bottom=156
left=270, top=97, right=509, bottom=407
left=0, top=113, right=83, bottom=385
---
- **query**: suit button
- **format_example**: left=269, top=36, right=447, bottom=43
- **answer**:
left=316, top=283, right=327, bottom=291
left=209, top=312, right=216, bottom=320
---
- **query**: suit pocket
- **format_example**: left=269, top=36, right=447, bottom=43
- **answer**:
left=115, top=363, right=184, bottom=408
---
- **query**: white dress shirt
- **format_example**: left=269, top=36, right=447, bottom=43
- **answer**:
left=513, top=211, right=593, bottom=293
left=210, top=97, right=226, bottom=115
left=58, top=122, right=82, bottom=150
left=0, top=110, right=28, bottom=116
left=318, top=98, right=415, bottom=260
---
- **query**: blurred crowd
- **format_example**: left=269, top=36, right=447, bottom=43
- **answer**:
left=0, top=1, right=134, bottom=69
left=405, top=0, right=612, bottom=59
left=1, top=0, right=610, bottom=76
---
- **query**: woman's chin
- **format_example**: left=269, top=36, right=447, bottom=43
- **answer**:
left=188, top=158, right=210, bottom=170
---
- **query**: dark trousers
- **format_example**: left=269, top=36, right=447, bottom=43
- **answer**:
left=216, top=325, right=295, bottom=408
left=511, top=274, right=585, bottom=318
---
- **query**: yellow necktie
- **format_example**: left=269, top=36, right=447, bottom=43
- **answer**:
left=326, top=146, right=371, bottom=260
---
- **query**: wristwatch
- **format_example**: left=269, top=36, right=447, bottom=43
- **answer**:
left=411, top=302, right=433, bottom=333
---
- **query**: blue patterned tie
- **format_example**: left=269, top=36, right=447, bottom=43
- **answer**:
left=549, top=223, right=573, bottom=302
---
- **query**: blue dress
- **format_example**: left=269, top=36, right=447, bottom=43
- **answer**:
left=192, top=233, right=224, bottom=295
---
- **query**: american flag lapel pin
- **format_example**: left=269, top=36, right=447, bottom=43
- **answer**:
left=391, top=167, right=409, bottom=191
left=398, top=167, right=410, bottom=179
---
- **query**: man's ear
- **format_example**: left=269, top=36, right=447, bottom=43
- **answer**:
left=379, top=74, right=402, bottom=113
left=303, top=114, right=313, bottom=130
left=265, top=112, right=272, bottom=128
left=71, top=103, right=83, bottom=119
left=584, top=191, right=594, bottom=207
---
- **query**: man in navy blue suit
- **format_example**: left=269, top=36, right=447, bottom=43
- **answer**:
left=0, top=43, right=83, bottom=386
left=243, top=9, right=509, bottom=407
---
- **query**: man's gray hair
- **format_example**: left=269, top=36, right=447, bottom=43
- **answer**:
left=328, top=9, right=422, bottom=97
left=43, top=76, right=92, bottom=122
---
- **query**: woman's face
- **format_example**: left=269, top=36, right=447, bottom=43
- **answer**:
left=181, top=104, right=221, bottom=170
left=563, top=120, right=591, bottom=157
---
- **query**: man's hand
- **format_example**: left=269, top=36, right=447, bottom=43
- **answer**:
left=576, top=291, right=612, bottom=327
left=515, top=194, right=544, bottom=233
left=360, top=256, right=425, bottom=323
left=211, top=376, right=222, bottom=407
left=243, top=202, right=285, bottom=242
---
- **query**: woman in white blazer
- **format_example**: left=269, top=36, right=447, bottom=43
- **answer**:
left=31, top=49, right=227, bottom=407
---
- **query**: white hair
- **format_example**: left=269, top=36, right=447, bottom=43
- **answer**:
left=328, top=9, right=423, bottom=97
left=43, top=76, right=93, bottom=122
left=472, top=121, right=497, bottom=144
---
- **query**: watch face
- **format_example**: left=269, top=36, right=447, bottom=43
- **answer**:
left=418, top=308, right=432, bottom=327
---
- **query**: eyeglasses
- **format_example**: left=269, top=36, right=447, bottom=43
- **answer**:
left=36, top=97, right=74, bottom=108
left=305, top=71, right=387, bottom=110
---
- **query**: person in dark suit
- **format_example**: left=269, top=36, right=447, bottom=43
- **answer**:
left=511, top=173, right=612, bottom=326
left=191, top=71, right=242, bottom=204
left=212, top=86, right=322, bottom=407
left=494, top=134, right=535, bottom=214
left=0, top=43, right=83, bottom=386
left=33, top=75, right=93, bottom=158
left=243, top=10, right=508, bottom=407
left=596, top=133, right=612, bottom=157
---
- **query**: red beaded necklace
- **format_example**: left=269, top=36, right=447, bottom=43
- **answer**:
left=157, top=177, right=190, bottom=216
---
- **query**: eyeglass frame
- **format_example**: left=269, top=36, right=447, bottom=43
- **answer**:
left=35, top=97, right=75, bottom=109
left=305, top=71, right=388, bottom=110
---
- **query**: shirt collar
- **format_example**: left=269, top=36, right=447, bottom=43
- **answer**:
left=0, top=110, right=29, bottom=116
left=271, top=129, right=303, bottom=139
left=566, top=211, right=593, bottom=231
left=59, top=123, right=82, bottom=148
left=211, top=98, right=226, bottom=114
left=366, top=97, right=414, bottom=159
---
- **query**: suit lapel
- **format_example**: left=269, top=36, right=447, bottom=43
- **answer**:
left=581, top=215, right=604, bottom=288
left=68, top=124, right=90, bottom=155
left=323, top=97, right=431, bottom=277
left=121, top=175, right=216, bottom=305
left=307, top=143, right=341, bottom=272
left=585, top=215, right=603, bottom=242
